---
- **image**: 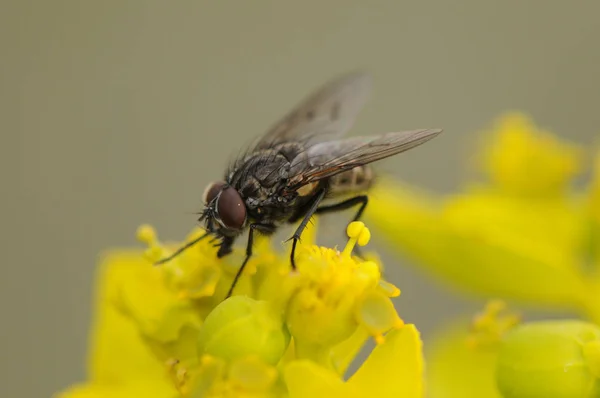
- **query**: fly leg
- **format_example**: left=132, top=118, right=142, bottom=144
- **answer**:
left=315, top=195, right=369, bottom=257
left=225, top=223, right=275, bottom=299
left=315, top=194, right=368, bottom=220
left=287, top=189, right=327, bottom=269
left=154, top=232, right=211, bottom=265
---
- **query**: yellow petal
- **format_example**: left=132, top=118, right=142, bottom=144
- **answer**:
left=425, top=318, right=502, bottom=398
left=56, top=381, right=177, bottom=398
left=348, top=324, right=424, bottom=398
left=119, top=273, right=202, bottom=343
left=330, top=327, right=370, bottom=376
left=87, top=251, right=174, bottom=384
left=355, top=290, right=404, bottom=344
left=284, top=360, right=357, bottom=398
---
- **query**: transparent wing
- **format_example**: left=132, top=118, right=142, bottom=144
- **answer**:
left=255, top=71, right=372, bottom=149
left=287, top=129, right=442, bottom=188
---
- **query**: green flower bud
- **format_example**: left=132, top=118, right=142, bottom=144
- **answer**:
left=496, top=320, right=600, bottom=398
left=197, top=296, right=290, bottom=365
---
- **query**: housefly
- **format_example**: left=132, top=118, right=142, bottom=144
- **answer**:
left=155, top=71, right=442, bottom=298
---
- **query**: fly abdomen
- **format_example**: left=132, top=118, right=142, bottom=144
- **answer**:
left=328, top=165, right=374, bottom=195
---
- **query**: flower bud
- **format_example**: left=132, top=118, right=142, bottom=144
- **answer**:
left=496, top=320, right=600, bottom=398
left=197, top=296, right=290, bottom=365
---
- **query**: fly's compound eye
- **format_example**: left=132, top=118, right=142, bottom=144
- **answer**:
left=216, top=187, right=246, bottom=230
left=203, top=181, right=226, bottom=204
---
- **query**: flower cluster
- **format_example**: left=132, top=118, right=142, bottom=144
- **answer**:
left=365, top=112, right=600, bottom=397
left=57, top=111, right=600, bottom=398
left=57, top=221, right=423, bottom=398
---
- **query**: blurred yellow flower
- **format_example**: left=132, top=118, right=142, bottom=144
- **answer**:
left=478, top=112, right=583, bottom=197
left=365, top=111, right=600, bottom=397
left=56, top=221, right=423, bottom=398
left=366, top=112, right=600, bottom=320
left=425, top=300, right=520, bottom=398
left=426, top=318, right=503, bottom=398
left=426, top=301, right=600, bottom=398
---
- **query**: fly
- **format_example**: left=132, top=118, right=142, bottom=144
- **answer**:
left=155, top=71, right=442, bottom=298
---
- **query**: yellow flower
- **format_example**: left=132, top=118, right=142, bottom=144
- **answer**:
left=363, top=112, right=600, bottom=397
left=56, top=111, right=600, bottom=397
left=56, top=221, right=424, bottom=398
left=286, top=223, right=403, bottom=369
left=365, top=112, right=599, bottom=320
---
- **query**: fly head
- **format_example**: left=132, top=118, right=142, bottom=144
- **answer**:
left=200, top=181, right=247, bottom=238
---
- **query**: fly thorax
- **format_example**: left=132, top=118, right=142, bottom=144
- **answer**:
left=251, top=155, right=291, bottom=188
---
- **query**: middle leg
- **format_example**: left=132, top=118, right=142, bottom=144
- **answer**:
left=315, top=195, right=369, bottom=257
left=287, top=189, right=327, bottom=269
left=315, top=195, right=368, bottom=221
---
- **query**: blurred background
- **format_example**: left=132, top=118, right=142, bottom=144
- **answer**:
left=3, top=1, right=600, bottom=396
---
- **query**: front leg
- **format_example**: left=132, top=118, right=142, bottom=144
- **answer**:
left=288, top=189, right=327, bottom=269
left=154, top=231, right=211, bottom=265
left=225, top=223, right=275, bottom=299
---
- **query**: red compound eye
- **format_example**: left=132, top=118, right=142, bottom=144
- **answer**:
left=203, top=181, right=226, bottom=204
left=216, top=186, right=246, bottom=230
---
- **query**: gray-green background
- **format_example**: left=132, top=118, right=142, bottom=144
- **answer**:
left=3, top=1, right=599, bottom=397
